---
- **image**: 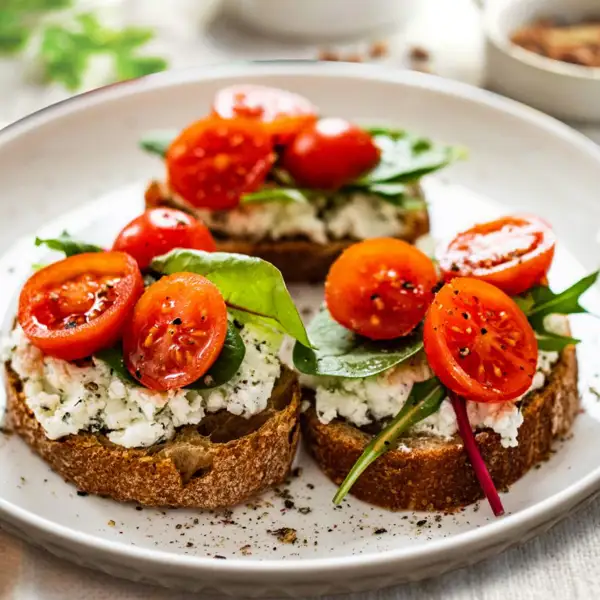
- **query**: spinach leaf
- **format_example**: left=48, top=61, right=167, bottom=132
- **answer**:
left=35, top=231, right=104, bottom=257
left=356, top=128, right=465, bottom=185
left=139, top=130, right=176, bottom=158
left=95, top=321, right=246, bottom=390
left=187, top=321, right=246, bottom=389
left=150, top=249, right=311, bottom=347
left=517, top=271, right=599, bottom=350
left=241, top=188, right=309, bottom=204
left=293, top=308, right=423, bottom=378
left=333, top=377, right=445, bottom=504
left=94, top=346, right=136, bottom=383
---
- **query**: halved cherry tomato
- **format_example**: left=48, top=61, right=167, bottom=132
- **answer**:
left=423, top=277, right=538, bottom=402
left=212, top=84, right=318, bottom=144
left=325, top=238, right=438, bottom=340
left=166, top=116, right=275, bottom=210
left=18, top=252, right=143, bottom=361
left=282, top=118, right=381, bottom=190
left=113, top=208, right=216, bottom=270
left=438, top=215, right=556, bottom=296
left=123, top=273, right=227, bottom=391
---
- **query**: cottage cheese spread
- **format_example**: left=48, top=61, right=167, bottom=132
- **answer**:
left=310, top=344, right=562, bottom=449
left=190, top=191, right=416, bottom=244
left=7, top=322, right=281, bottom=449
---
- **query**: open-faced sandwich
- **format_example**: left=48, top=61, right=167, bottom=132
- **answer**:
left=294, top=215, right=596, bottom=514
left=4, top=207, right=310, bottom=509
left=141, top=84, right=462, bottom=282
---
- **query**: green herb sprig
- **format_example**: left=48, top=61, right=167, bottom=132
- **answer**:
left=0, top=5, right=167, bottom=90
left=516, top=271, right=599, bottom=351
left=333, top=377, right=445, bottom=504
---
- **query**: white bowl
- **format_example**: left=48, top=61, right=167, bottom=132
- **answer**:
left=228, top=0, right=419, bottom=40
left=484, top=0, right=600, bottom=122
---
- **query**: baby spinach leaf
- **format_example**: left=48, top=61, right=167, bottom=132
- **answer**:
left=186, top=321, right=246, bottom=389
left=241, top=188, right=309, bottom=204
left=150, top=249, right=311, bottom=347
left=95, top=321, right=246, bottom=390
left=535, top=330, right=580, bottom=352
left=333, top=377, right=445, bottom=504
left=356, top=128, right=465, bottom=185
left=293, top=308, right=423, bottom=378
left=94, top=346, right=136, bottom=383
left=139, top=130, right=176, bottom=158
left=35, top=231, right=104, bottom=257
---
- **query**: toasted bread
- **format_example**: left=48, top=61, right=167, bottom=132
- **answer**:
left=5, top=364, right=301, bottom=509
left=302, top=346, right=579, bottom=512
left=145, top=181, right=430, bottom=283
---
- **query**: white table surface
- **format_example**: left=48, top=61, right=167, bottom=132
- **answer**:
left=1, top=1, right=600, bottom=598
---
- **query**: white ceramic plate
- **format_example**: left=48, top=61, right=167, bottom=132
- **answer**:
left=1, top=63, right=600, bottom=597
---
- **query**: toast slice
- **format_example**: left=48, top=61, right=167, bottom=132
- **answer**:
left=145, top=181, right=430, bottom=283
left=302, top=346, right=579, bottom=512
left=5, top=364, right=301, bottom=509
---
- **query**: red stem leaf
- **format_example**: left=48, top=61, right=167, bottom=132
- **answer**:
left=450, top=392, right=505, bottom=517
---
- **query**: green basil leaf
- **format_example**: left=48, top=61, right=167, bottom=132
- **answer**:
left=365, top=182, right=408, bottom=197
left=150, top=249, right=310, bottom=347
left=139, top=130, right=176, bottom=158
left=94, top=346, right=137, bottom=383
left=95, top=321, right=246, bottom=390
left=293, top=308, right=423, bottom=378
left=356, top=129, right=465, bottom=185
left=186, top=321, right=246, bottom=389
left=333, top=377, right=445, bottom=504
left=241, top=188, right=309, bottom=204
left=35, top=231, right=103, bottom=257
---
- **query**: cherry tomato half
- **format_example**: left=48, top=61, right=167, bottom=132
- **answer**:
left=166, top=116, right=275, bottom=210
left=18, top=252, right=143, bottom=361
left=325, top=238, right=438, bottom=340
left=113, top=208, right=216, bottom=270
left=282, top=118, right=381, bottom=190
left=423, top=277, right=538, bottom=402
left=212, top=84, right=318, bottom=144
left=438, top=215, right=556, bottom=296
left=123, top=273, right=228, bottom=391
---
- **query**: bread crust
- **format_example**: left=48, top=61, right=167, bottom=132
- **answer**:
left=145, top=181, right=430, bottom=283
left=302, top=346, right=579, bottom=511
left=5, top=365, right=301, bottom=509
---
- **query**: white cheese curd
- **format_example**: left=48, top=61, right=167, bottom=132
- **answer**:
left=190, top=191, right=410, bottom=244
left=312, top=348, right=562, bottom=449
left=7, top=322, right=281, bottom=449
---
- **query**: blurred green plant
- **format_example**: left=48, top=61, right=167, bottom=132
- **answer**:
left=0, top=0, right=167, bottom=90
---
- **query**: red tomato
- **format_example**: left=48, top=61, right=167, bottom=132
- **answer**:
left=423, top=277, right=538, bottom=402
left=438, top=215, right=556, bottom=296
left=113, top=208, right=216, bottom=270
left=166, top=117, right=275, bottom=210
left=123, top=273, right=227, bottom=391
left=18, top=252, right=143, bottom=361
left=325, top=238, right=438, bottom=340
left=282, top=118, right=381, bottom=189
left=212, top=84, right=318, bottom=144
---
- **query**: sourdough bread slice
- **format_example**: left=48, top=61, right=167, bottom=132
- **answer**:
left=145, top=181, right=430, bottom=283
left=302, top=346, right=579, bottom=512
left=5, top=364, right=301, bottom=509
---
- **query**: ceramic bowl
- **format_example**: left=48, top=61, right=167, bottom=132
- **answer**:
left=483, top=0, right=600, bottom=122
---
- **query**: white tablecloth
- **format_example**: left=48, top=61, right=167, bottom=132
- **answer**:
left=1, top=1, right=600, bottom=598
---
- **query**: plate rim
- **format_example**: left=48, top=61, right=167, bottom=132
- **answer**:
left=1, top=59, right=600, bottom=577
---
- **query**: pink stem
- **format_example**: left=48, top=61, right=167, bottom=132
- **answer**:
left=450, top=392, right=505, bottom=517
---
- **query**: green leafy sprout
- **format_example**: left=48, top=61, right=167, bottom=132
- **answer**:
left=0, top=1, right=167, bottom=90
